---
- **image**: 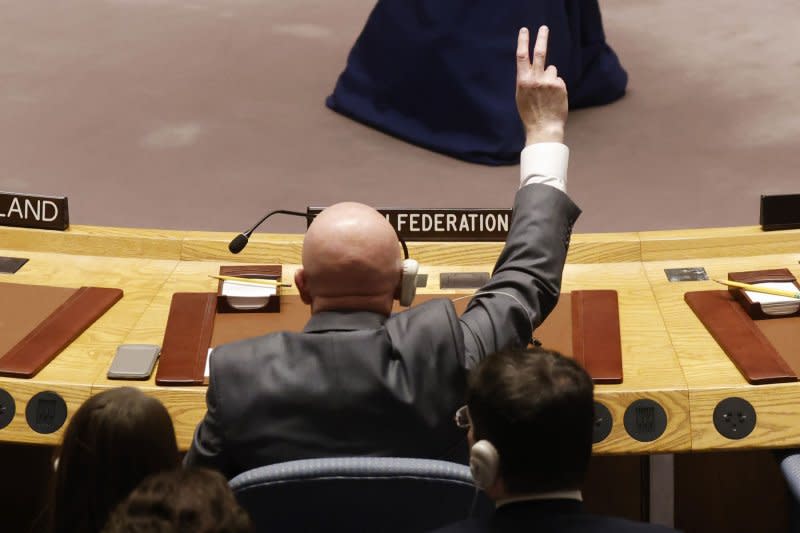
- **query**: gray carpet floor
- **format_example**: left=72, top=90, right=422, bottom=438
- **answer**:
left=1, top=0, right=798, bottom=234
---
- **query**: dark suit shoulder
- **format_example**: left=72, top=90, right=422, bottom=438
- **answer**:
left=386, top=297, right=466, bottom=366
left=208, top=330, right=288, bottom=373
left=431, top=503, right=682, bottom=533
left=428, top=517, right=484, bottom=533
left=577, top=515, right=680, bottom=533
left=431, top=515, right=679, bottom=533
left=387, top=297, right=459, bottom=328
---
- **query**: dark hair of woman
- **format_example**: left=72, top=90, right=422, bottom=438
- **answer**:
left=49, top=387, right=179, bottom=533
left=102, top=467, right=253, bottom=533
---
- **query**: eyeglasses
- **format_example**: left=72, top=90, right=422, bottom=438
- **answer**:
left=454, top=405, right=471, bottom=429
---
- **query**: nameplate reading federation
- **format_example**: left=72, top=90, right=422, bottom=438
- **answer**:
left=0, top=192, right=69, bottom=231
left=307, top=207, right=512, bottom=242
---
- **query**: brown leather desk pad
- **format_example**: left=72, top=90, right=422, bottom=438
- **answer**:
left=534, top=290, right=623, bottom=384
left=685, top=290, right=799, bottom=384
left=0, top=282, right=123, bottom=378
left=157, top=290, right=622, bottom=386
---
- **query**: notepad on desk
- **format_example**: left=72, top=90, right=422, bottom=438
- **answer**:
left=745, top=282, right=800, bottom=316
left=221, top=279, right=276, bottom=311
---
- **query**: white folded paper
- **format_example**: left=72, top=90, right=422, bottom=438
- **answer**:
left=222, top=279, right=276, bottom=310
left=745, top=282, right=800, bottom=316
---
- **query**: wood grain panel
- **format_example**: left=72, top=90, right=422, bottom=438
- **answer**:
left=0, top=225, right=183, bottom=259
left=6, top=222, right=799, bottom=455
left=0, top=379, right=90, bottom=445
left=645, top=255, right=800, bottom=450
left=564, top=262, right=691, bottom=454
left=179, top=232, right=642, bottom=266
left=641, top=226, right=800, bottom=261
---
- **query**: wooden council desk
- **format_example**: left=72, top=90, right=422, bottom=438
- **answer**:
left=1, top=224, right=799, bottom=455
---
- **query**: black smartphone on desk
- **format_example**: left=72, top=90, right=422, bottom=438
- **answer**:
left=108, top=344, right=160, bottom=380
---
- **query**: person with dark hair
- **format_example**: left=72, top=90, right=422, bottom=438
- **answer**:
left=101, top=468, right=253, bottom=533
left=186, top=25, right=582, bottom=479
left=48, top=387, right=180, bottom=533
left=434, top=348, right=679, bottom=532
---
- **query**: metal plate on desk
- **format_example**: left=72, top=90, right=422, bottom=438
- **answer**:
left=664, top=267, right=708, bottom=282
left=440, top=272, right=490, bottom=289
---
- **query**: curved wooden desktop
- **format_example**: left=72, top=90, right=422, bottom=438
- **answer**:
left=1, top=224, right=798, bottom=455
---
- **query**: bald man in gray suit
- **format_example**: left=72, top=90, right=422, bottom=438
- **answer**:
left=186, top=25, right=581, bottom=479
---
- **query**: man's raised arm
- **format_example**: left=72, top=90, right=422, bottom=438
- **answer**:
left=460, top=26, right=582, bottom=368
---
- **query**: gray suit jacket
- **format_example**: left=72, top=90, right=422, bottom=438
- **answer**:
left=185, top=184, right=580, bottom=478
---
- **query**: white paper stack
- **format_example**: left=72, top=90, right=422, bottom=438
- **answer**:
left=745, top=282, right=800, bottom=316
left=221, top=279, right=276, bottom=310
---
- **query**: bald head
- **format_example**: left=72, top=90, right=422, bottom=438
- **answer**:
left=296, top=202, right=403, bottom=314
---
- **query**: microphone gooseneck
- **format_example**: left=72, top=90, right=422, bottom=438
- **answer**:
left=228, top=208, right=411, bottom=259
left=228, top=210, right=313, bottom=254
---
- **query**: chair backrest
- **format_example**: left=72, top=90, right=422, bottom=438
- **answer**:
left=229, top=456, right=493, bottom=533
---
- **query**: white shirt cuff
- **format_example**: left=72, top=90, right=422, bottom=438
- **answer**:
left=519, top=142, right=569, bottom=193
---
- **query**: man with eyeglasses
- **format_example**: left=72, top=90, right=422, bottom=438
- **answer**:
left=186, top=26, right=581, bottom=479
left=437, top=348, right=679, bottom=533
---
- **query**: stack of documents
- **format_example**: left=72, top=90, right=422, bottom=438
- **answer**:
left=221, top=279, right=276, bottom=310
left=745, top=282, right=800, bottom=316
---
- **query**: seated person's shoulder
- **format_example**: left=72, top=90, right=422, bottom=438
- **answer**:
left=386, top=297, right=462, bottom=345
left=571, top=513, right=682, bottom=532
left=390, top=297, right=458, bottom=324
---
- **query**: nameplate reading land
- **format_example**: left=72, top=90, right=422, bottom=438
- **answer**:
left=307, top=207, right=512, bottom=241
left=0, top=192, right=69, bottom=231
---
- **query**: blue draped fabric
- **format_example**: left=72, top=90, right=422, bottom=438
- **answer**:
left=326, top=1, right=627, bottom=165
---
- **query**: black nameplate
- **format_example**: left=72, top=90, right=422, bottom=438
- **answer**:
left=307, top=207, right=511, bottom=242
left=0, top=191, right=69, bottom=231
left=761, top=193, right=800, bottom=231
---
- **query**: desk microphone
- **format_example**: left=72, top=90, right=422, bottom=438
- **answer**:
left=229, top=210, right=314, bottom=254
left=230, top=206, right=418, bottom=304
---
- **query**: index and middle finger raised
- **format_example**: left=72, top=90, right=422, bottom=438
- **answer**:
left=516, top=25, right=550, bottom=78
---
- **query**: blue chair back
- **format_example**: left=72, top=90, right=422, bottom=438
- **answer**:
left=229, top=457, right=493, bottom=532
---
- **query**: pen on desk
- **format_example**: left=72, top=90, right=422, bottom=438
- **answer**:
left=209, top=274, right=292, bottom=288
left=713, top=279, right=800, bottom=299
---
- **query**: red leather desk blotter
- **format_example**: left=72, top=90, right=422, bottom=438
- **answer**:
left=685, top=290, right=799, bottom=384
left=534, top=290, right=623, bottom=384
left=0, top=282, right=123, bottom=378
left=157, top=290, right=623, bottom=386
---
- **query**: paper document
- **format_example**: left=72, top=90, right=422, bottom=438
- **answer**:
left=221, top=280, right=276, bottom=298
left=221, top=279, right=276, bottom=310
left=746, top=282, right=800, bottom=316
